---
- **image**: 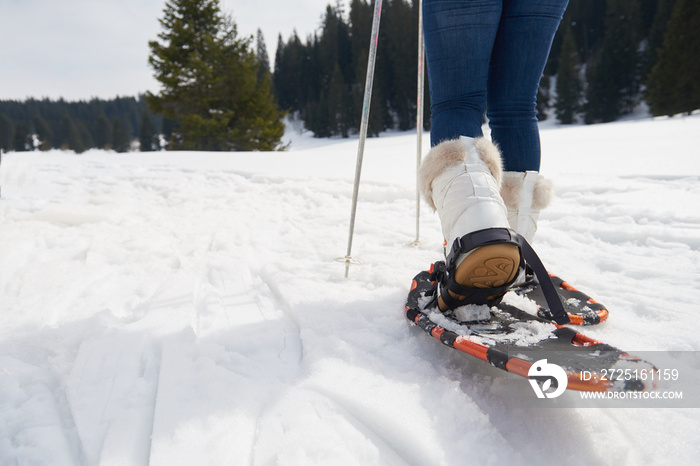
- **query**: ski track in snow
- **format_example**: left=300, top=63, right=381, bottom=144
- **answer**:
left=1, top=116, right=700, bottom=465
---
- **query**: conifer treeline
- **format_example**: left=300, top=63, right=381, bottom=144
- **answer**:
left=274, top=0, right=699, bottom=137
left=274, top=0, right=425, bottom=138
left=0, top=97, right=167, bottom=153
left=1, top=0, right=698, bottom=152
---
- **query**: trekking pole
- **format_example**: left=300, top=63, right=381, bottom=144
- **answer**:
left=336, top=0, right=383, bottom=278
left=412, top=0, right=425, bottom=245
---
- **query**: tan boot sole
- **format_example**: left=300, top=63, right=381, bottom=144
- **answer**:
left=438, top=243, right=520, bottom=311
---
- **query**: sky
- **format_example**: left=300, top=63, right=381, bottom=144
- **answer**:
left=0, top=0, right=334, bottom=101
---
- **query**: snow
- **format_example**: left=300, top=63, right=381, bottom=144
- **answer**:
left=1, top=115, right=700, bottom=465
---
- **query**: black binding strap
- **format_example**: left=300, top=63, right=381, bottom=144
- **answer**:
left=516, top=234, right=570, bottom=325
left=440, top=228, right=522, bottom=308
left=439, top=228, right=570, bottom=325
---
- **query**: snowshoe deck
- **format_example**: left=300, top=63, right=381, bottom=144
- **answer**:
left=406, top=264, right=655, bottom=393
left=511, top=274, right=609, bottom=326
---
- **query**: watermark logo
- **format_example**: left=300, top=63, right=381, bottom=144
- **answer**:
left=528, top=359, right=568, bottom=398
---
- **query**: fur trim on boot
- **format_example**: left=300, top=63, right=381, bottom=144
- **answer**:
left=418, top=137, right=519, bottom=311
left=419, top=137, right=503, bottom=211
left=501, top=171, right=553, bottom=243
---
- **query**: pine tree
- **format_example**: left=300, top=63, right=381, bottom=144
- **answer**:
left=94, top=113, right=112, bottom=149
left=315, top=4, right=354, bottom=137
left=139, top=110, right=157, bottom=151
left=384, top=0, right=416, bottom=131
left=58, top=115, right=85, bottom=153
left=112, top=118, right=130, bottom=152
left=13, top=121, right=30, bottom=151
left=274, top=33, right=299, bottom=112
left=327, top=63, right=350, bottom=137
left=349, top=0, right=387, bottom=137
left=78, top=121, right=94, bottom=150
left=642, top=0, right=679, bottom=78
left=146, top=0, right=285, bottom=151
left=646, top=0, right=700, bottom=116
left=273, top=34, right=288, bottom=104
left=0, top=114, right=14, bottom=152
left=559, top=0, right=607, bottom=64
left=584, top=0, right=642, bottom=123
left=256, top=29, right=270, bottom=84
left=555, top=26, right=582, bottom=124
left=32, top=114, right=53, bottom=150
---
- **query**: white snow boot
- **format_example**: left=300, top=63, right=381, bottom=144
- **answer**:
left=500, top=171, right=554, bottom=244
left=419, top=137, right=522, bottom=311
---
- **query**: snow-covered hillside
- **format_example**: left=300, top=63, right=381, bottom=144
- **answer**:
left=1, top=115, right=699, bottom=465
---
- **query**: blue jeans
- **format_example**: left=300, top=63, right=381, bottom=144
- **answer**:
left=424, top=0, right=568, bottom=172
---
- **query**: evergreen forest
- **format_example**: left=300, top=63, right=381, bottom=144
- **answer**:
left=1, top=0, right=698, bottom=153
left=0, top=97, right=165, bottom=153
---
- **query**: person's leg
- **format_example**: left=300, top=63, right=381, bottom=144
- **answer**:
left=422, top=2, right=519, bottom=310
left=487, top=0, right=569, bottom=172
left=419, top=136, right=520, bottom=310
left=423, top=0, right=502, bottom=147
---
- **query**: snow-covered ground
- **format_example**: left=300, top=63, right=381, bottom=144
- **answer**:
left=1, top=115, right=699, bottom=465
